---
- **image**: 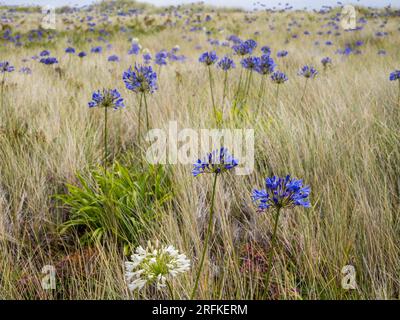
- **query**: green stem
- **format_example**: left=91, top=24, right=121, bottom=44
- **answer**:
left=208, top=66, right=217, bottom=119
left=1, top=73, right=5, bottom=124
left=103, top=106, right=108, bottom=175
left=234, top=68, right=243, bottom=102
left=222, top=71, right=228, bottom=107
left=138, top=93, right=143, bottom=143
left=264, top=207, right=281, bottom=298
left=190, top=173, right=218, bottom=300
left=398, top=80, right=400, bottom=107
left=255, top=76, right=266, bottom=116
left=143, top=92, right=149, bottom=132
left=276, top=84, right=280, bottom=109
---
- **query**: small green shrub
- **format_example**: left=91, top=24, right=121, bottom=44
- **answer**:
left=57, top=162, right=173, bottom=247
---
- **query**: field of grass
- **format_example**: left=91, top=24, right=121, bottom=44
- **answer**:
left=0, top=0, right=399, bottom=300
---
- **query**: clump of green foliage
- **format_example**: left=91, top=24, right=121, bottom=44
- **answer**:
left=57, top=163, right=173, bottom=247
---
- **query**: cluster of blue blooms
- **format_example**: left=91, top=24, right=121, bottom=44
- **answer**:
left=298, top=65, right=318, bottom=79
left=271, top=71, right=288, bottom=84
left=40, top=57, right=58, bottom=65
left=252, top=175, right=311, bottom=210
left=199, top=51, right=218, bottom=66
left=217, top=56, right=235, bottom=71
left=389, top=70, right=400, bottom=81
left=88, top=89, right=125, bottom=110
left=192, top=148, right=238, bottom=177
left=123, top=64, right=158, bottom=94
left=0, top=61, right=14, bottom=73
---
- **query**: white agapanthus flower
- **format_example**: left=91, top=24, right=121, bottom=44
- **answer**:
left=125, top=241, right=191, bottom=292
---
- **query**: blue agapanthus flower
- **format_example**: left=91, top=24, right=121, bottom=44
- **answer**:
left=252, top=175, right=311, bottom=211
left=0, top=61, right=15, bottom=73
left=65, top=47, right=76, bottom=54
left=298, top=65, right=318, bottom=79
left=217, top=56, right=235, bottom=71
left=232, top=42, right=253, bottom=56
left=199, top=51, right=218, bottom=65
left=78, top=51, right=87, bottom=58
left=143, top=53, right=152, bottom=64
left=128, top=43, right=141, bottom=55
left=40, top=50, right=50, bottom=57
left=88, top=89, right=125, bottom=110
left=91, top=46, right=102, bottom=53
left=155, top=51, right=168, bottom=66
left=321, top=57, right=332, bottom=67
left=241, top=56, right=260, bottom=70
left=123, top=64, right=158, bottom=94
left=192, top=147, right=239, bottom=177
left=277, top=50, right=288, bottom=58
left=256, top=55, right=276, bottom=75
left=244, top=39, right=257, bottom=50
left=389, top=70, right=400, bottom=81
left=108, top=55, right=119, bottom=62
left=261, top=46, right=271, bottom=55
left=271, top=71, right=288, bottom=84
left=40, top=57, right=58, bottom=65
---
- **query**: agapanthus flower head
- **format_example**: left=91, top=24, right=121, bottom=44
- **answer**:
left=108, top=55, right=119, bottom=62
left=40, top=57, right=58, bottom=65
left=232, top=42, right=253, bottom=56
left=40, top=50, right=50, bottom=57
left=389, top=70, right=400, bottom=81
left=78, top=51, right=87, bottom=58
left=125, top=241, right=190, bottom=291
left=155, top=50, right=168, bottom=66
left=256, top=54, right=276, bottom=75
left=271, top=71, right=288, bottom=84
left=192, top=147, right=239, bottom=177
left=298, top=65, right=318, bottom=79
left=261, top=46, right=271, bottom=55
left=123, top=64, right=158, bottom=94
left=88, top=88, right=125, bottom=110
left=128, top=43, right=141, bottom=55
left=199, top=51, right=218, bottom=66
left=91, top=46, right=102, bottom=53
left=252, top=175, right=311, bottom=211
left=143, top=52, right=152, bottom=64
left=0, top=61, right=15, bottom=73
left=241, top=56, right=260, bottom=70
left=277, top=50, right=288, bottom=57
left=65, top=47, right=76, bottom=54
left=217, top=56, right=235, bottom=71
left=321, top=57, right=332, bottom=67
left=244, top=39, right=257, bottom=50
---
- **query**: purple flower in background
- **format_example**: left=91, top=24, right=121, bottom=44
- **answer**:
left=40, top=57, right=58, bottom=65
left=65, top=47, right=76, bottom=54
left=108, top=55, right=119, bottom=62
left=277, top=50, right=288, bottom=58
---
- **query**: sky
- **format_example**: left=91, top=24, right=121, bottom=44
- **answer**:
left=0, top=0, right=398, bottom=9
